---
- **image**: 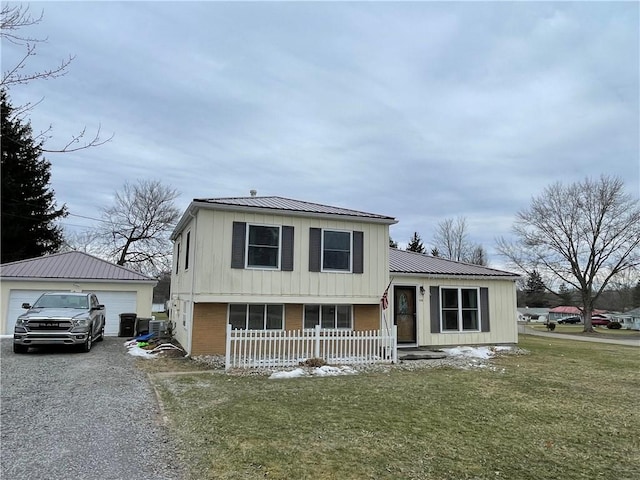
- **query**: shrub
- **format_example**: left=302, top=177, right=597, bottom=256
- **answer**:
left=606, top=321, right=622, bottom=330
left=301, top=357, right=326, bottom=367
left=546, top=322, right=556, bottom=331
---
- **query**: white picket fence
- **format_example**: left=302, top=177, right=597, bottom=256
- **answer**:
left=225, top=324, right=397, bottom=370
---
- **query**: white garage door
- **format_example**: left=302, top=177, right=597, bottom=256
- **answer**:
left=85, top=291, right=137, bottom=336
left=6, top=289, right=65, bottom=333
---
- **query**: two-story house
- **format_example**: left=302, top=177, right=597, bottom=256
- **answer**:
left=170, top=195, right=520, bottom=359
left=170, top=196, right=396, bottom=356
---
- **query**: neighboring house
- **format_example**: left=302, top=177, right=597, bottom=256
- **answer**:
left=613, top=307, right=640, bottom=330
left=388, top=249, right=519, bottom=348
left=170, top=195, right=521, bottom=357
left=548, top=306, right=607, bottom=321
left=1, top=251, right=157, bottom=336
left=516, top=307, right=549, bottom=322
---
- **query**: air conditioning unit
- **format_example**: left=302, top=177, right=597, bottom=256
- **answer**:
left=149, top=320, right=167, bottom=337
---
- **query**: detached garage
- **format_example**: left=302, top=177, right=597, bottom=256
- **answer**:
left=1, top=251, right=157, bottom=336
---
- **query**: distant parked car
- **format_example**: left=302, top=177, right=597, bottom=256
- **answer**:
left=591, top=316, right=610, bottom=326
left=557, top=316, right=581, bottom=324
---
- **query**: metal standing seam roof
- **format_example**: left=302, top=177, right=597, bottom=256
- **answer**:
left=193, top=196, right=397, bottom=220
left=172, top=196, right=398, bottom=239
left=389, top=248, right=520, bottom=278
left=0, top=251, right=156, bottom=282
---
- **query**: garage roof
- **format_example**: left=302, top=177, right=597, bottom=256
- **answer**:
left=0, top=251, right=156, bottom=283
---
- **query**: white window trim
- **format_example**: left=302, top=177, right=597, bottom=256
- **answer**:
left=175, top=242, right=181, bottom=275
left=303, top=304, right=353, bottom=330
left=184, top=230, right=191, bottom=271
left=245, top=224, right=282, bottom=270
left=321, top=229, right=352, bottom=273
left=228, top=304, right=285, bottom=330
left=439, top=286, right=482, bottom=333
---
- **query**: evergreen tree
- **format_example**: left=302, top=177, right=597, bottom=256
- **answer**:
left=523, top=269, right=547, bottom=307
left=1, top=90, right=67, bottom=263
left=557, top=283, right=573, bottom=306
left=633, top=280, right=640, bottom=308
left=389, top=237, right=398, bottom=248
left=406, top=232, right=425, bottom=253
left=431, top=247, right=440, bottom=257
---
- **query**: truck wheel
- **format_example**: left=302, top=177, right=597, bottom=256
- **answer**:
left=83, top=332, right=93, bottom=352
left=13, top=344, right=28, bottom=354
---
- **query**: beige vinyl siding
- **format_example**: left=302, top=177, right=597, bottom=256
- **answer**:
left=392, top=277, right=518, bottom=347
left=191, top=210, right=389, bottom=303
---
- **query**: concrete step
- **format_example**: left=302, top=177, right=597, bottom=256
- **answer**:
left=398, top=348, right=448, bottom=360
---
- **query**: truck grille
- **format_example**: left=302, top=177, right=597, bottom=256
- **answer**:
left=27, top=320, right=73, bottom=331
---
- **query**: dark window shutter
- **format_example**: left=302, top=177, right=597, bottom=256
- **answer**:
left=430, top=286, right=440, bottom=333
left=352, top=231, right=364, bottom=274
left=231, top=222, right=246, bottom=269
left=281, top=226, right=294, bottom=271
left=309, top=228, right=321, bottom=272
left=480, top=287, right=490, bottom=332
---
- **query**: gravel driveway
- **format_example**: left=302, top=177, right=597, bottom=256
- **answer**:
left=1, top=337, right=185, bottom=480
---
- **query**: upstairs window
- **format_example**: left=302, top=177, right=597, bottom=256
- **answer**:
left=247, top=225, right=280, bottom=268
left=185, top=231, right=191, bottom=270
left=231, top=222, right=294, bottom=271
left=322, top=230, right=351, bottom=271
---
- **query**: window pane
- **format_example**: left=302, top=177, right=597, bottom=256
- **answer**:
left=336, top=306, right=351, bottom=329
left=324, top=231, right=350, bottom=250
left=249, top=226, right=279, bottom=246
left=462, top=310, right=478, bottom=330
left=248, top=305, right=265, bottom=329
left=304, top=305, right=319, bottom=329
left=321, top=305, right=336, bottom=329
left=247, top=246, right=279, bottom=267
left=461, top=289, right=478, bottom=308
left=443, top=310, right=459, bottom=331
left=229, top=305, right=246, bottom=330
left=323, top=251, right=350, bottom=270
left=266, top=305, right=283, bottom=329
left=442, top=289, right=458, bottom=309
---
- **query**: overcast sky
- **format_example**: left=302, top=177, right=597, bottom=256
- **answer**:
left=3, top=1, right=639, bottom=265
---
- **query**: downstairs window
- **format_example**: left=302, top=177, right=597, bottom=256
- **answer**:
left=304, top=305, right=352, bottom=329
left=229, top=304, right=284, bottom=330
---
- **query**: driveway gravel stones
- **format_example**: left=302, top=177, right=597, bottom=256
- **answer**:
left=1, top=337, right=185, bottom=480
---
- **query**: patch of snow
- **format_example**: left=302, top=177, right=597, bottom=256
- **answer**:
left=269, top=365, right=358, bottom=379
left=270, top=368, right=308, bottom=379
left=442, top=345, right=513, bottom=359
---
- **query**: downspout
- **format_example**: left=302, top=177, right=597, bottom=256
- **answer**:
left=187, top=209, right=197, bottom=356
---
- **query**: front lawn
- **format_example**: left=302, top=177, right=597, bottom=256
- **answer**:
left=149, top=337, right=640, bottom=480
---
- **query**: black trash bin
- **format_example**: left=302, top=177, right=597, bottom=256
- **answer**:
left=119, top=313, right=137, bottom=337
left=135, top=317, right=151, bottom=336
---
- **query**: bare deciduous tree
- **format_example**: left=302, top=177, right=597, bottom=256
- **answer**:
left=98, top=180, right=180, bottom=275
left=1, top=4, right=112, bottom=152
left=497, top=175, right=640, bottom=331
left=432, top=217, right=469, bottom=261
left=432, top=217, right=487, bottom=265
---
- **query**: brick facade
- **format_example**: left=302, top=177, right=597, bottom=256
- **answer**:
left=191, top=302, right=381, bottom=356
